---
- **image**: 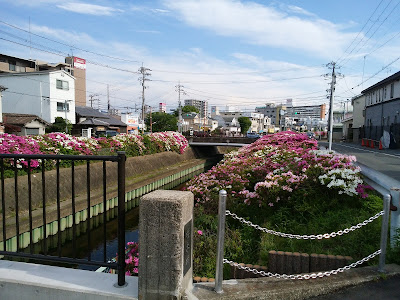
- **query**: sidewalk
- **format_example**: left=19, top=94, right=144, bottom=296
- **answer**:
left=192, top=264, right=400, bottom=300
left=307, top=274, right=400, bottom=300
left=318, top=140, right=400, bottom=156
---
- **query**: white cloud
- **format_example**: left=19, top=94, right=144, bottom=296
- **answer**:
left=31, top=24, right=98, bottom=45
left=163, top=0, right=356, bottom=58
left=287, top=5, right=315, bottom=17
left=151, top=8, right=170, bottom=14
left=57, top=2, right=124, bottom=16
left=135, top=30, right=161, bottom=34
left=3, top=0, right=64, bottom=6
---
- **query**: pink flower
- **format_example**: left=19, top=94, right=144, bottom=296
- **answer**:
left=197, top=230, right=203, bottom=235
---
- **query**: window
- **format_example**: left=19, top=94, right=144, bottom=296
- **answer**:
left=390, top=83, right=394, bottom=98
left=384, top=86, right=387, bottom=99
left=26, top=128, right=40, bottom=135
left=9, top=60, right=16, bottom=71
left=57, top=102, right=70, bottom=112
left=56, top=79, right=69, bottom=90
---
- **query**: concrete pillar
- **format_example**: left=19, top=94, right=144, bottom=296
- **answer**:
left=139, top=190, right=194, bottom=300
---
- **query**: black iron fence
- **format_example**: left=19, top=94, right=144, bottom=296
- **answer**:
left=0, top=152, right=126, bottom=286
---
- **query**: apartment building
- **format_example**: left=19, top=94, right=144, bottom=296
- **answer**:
left=361, top=70, right=400, bottom=144
left=0, top=70, right=76, bottom=124
left=184, top=99, right=208, bottom=118
left=0, top=53, right=86, bottom=106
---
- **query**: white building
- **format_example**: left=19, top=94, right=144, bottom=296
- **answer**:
left=242, top=112, right=268, bottom=133
left=0, top=70, right=76, bottom=124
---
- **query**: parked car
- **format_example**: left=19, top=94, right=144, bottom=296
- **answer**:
left=246, top=132, right=260, bottom=138
left=95, top=130, right=119, bottom=137
left=306, top=131, right=316, bottom=139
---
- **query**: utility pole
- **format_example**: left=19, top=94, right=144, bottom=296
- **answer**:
left=327, top=62, right=337, bottom=151
left=175, top=82, right=186, bottom=133
left=139, top=64, right=151, bottom=134
left=107, top=84, right=110, bottom=113
left=88, top=94, right=99, bottom=108
left=64, top=99, right=72, bottom=134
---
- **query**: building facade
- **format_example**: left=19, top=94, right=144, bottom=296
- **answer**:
left=361, top=71, right=400, bottom=144
left=0, top=53, right=86, bottom=107
left=184, top=99, right=208, bottom=118
left=289, top=104, right=326, bottom=120
left=256, top=103, right=278, bottom=125
left=0, top=70, right=76, bottom=124
left=351, top=94, right=366, bottom=142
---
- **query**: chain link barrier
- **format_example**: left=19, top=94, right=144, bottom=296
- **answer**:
left=223, top=249, right=381, bottom=280
left=226, top=210, right=384, bottom=240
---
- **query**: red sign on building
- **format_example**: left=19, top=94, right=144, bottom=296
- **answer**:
left=73, top=57, right=86, bottom=70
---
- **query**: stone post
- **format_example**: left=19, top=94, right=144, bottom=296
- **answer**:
left=139, top=190, right=194, bottom=300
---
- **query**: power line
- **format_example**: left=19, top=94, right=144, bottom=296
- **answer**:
left=183, top=87, right=324, bottom=101
left=0, top=36, right=140, bottom=74
left=0, top=71, right=139, bottom=104
left=338, top=0, right=400, bottom=67
left=337, top=0, right=386, bottom=65
left=151, top=65, right=323, bottom=76
left=0, top=19, right=142, bottom=64
left=151, top=75, right=323, bottom=85
left=337, top=55, right=400, bottom=96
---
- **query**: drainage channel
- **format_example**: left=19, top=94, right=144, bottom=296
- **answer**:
left=8, top=162, right=213, bottom=271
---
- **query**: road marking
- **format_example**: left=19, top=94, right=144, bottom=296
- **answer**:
left=331, top=143, right=400, bottom=159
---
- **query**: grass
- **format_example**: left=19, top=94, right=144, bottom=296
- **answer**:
left=193, top=191, right=387, bottom=278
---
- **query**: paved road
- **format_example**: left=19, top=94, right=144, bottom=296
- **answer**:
left=318, top=141, right=400, bottom=182
left=307, top=274, right=400, bottom=300
left=313, top=142, right=400, bottom=300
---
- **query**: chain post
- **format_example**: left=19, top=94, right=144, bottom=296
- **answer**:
left=378, top=194, right=391, bottom=272
left=215, top=190, right=227, bottom=293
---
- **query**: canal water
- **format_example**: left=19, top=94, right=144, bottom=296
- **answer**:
left=22, top=168, right=206, bottom=271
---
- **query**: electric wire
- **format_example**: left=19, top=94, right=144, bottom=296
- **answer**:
left=0, top=19, right=142, bottom=64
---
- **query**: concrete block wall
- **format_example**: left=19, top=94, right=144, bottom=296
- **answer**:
left=227, top=251, right=353, bottom=279
left=268, top=251, right=353, bottom=274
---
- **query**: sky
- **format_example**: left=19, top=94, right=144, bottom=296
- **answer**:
left=1, top=0, right=400, bottom=115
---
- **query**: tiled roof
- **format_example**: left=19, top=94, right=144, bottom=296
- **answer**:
left=75, top=106, right=127, bottom=127
left=2, top=113, right=49, bottom=126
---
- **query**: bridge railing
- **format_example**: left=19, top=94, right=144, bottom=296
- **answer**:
left=0, top=152, right=127, bottom=286
left=215, top=181, right=391, bottom=292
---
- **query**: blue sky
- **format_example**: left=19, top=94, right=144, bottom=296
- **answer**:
left=1, top=0, right=400, bottom=114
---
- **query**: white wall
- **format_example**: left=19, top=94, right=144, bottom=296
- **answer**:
left=0, top=71, right=75, bottom=124
left=352, top=95, right=365, bottom=128
left=49, top=72, right=76, bottom=124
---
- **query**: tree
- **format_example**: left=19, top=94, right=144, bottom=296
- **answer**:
left=145, top=112, right=178, bottom=132
left=174, top=105, right=199, bottom=117
left=46, top=117, right=72, bottom=133
left=238, top=117, right=252, bottom=135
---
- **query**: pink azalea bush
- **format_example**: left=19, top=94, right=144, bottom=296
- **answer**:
left=185, top=131, right=369, bottom=209
left=0, top=131, right=188, bottom=170
left=124, top=242, right=139, bottom=276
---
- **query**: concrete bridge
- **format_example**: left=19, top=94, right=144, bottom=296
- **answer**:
left=188, top=136, right=257, bottom=147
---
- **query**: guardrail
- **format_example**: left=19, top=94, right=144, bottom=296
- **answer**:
left=0, top=152, right=127, bottom=286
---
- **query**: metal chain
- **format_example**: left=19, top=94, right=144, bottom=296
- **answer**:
left=226, top=210, right=384, bottom=240
left=223, top=249, right=381, bottom=280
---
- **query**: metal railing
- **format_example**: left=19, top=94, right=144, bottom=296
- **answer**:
left=215, top=186, right=391, bottom=293
left=0, top=151, right=126, bottom=286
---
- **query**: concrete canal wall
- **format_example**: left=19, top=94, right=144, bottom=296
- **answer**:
left=0, top=147, right=218, bottom=251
